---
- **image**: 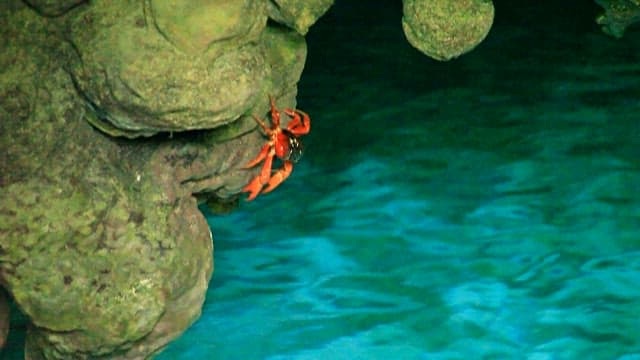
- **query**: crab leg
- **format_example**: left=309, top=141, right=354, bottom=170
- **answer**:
left=243, top=142, right=271, bottom=169
left=269, top=95, right=281, bottom=128
left=258, top=150, right=275, bottom=184
left=242, top=176, right=263, bottom=201
left=242, top=152, right=274, bottom=201
left=262, top=160, right=293, bottom=194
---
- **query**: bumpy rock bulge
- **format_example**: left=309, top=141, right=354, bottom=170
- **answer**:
left=0, top=0, right=331, bottom=358
left=402, top=0, right=494, bottom=61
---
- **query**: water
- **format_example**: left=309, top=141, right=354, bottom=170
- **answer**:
left=4, top=1, right=640, bottom=359
left=158, top=2, right=640, bottom=359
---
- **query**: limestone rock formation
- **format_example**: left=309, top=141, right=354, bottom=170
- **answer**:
left=402, top=0, right=494, bottom=61
left=267, top=0, right=334, bottom=35
left=66, top=1, right=287, bottom=138
left=22, top=0, right=85, bottom=16
left=0, top=0, right=331, bottom=358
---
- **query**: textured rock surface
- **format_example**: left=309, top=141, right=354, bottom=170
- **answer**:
left=0, top=9, right=213, bottom=358
left=0, top=289, right=7, bottom=349
left=149, top=0, right=266, bottom=55
left=402, top=0, right=494, bottom=61
left=268, top=0, right=334, bottom=35
left=0, top=0, right=330, bottom=358
left=22, top=0, right=85, bottom=16
left=65, top=1, right=271, bottom=138
left=595, top=0, right=640, bottom=38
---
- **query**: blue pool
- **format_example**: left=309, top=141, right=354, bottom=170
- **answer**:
left=158, top=2, right=640, bottom=358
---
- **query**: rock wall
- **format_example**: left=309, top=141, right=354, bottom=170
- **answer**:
left=0, top=0, right=330, bottom=358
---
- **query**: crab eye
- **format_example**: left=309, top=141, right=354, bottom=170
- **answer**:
left=286, top=136, right=304, bottom=163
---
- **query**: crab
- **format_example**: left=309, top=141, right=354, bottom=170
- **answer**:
left=242, top=96, right=310, bottom=201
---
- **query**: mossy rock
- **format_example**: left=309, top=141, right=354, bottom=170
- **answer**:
left=402, top=0, right=494, bottom=61
left=0, top=0, right=325, bottom=358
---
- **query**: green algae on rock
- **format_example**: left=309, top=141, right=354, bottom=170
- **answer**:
left=149, top=0, right=267, bottom=56
left=65, top=1, right=268, bottom=138
left=595, top=0, right=640, bottom=38
left=0, top=0, right=329, bottom=358
left=61, top=0, right=320, bottom=140
left=402, top=0, right=494, bottom=61
left=22, top=0, right=85, bottom=17
left=0, top=53, right=214, bottom=359
left=268, top=0, right=334, bottom=35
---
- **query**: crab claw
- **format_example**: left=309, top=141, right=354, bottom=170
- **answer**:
left=284, top=109, right=311, bottom=136
left=243, top=149, right=275, bottom=201
left=242, top=176, right=264, bottom=201
left=262, top=161, right=293, bottom=194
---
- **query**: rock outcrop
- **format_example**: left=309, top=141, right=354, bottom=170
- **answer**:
left=0, top=0, right=329, bottom=358
left=402, top=0, right=494, bottom=61
left=595, top=0, right=640, bottom=38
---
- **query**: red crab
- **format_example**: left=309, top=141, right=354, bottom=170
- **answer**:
left=242, top=96, right=310, bottom=201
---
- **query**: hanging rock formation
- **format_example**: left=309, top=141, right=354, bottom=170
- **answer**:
left=402, top=0, right=495, bottom=61
left=595, top=0, right=640, bottom=38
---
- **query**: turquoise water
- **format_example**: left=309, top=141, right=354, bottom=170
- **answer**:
left=159, top=2, right=640, bottom=359
left=3, top=1, right=640, bottom=359
left=161, top=97, right=640, bottom=358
